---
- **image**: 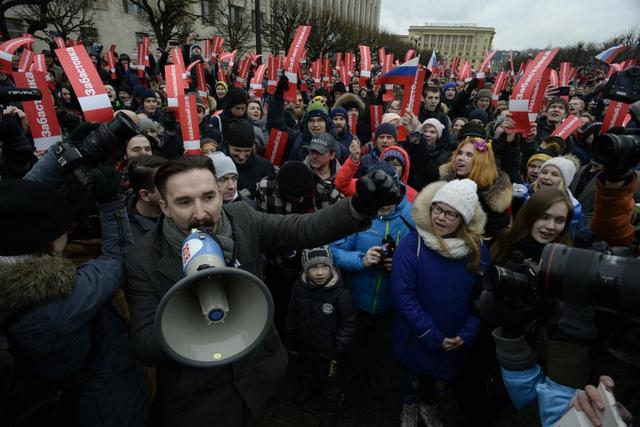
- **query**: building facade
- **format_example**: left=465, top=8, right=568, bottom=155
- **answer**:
left=407, top=23, right=495, bottom=68
left=5, top=0, right=380, bottom=56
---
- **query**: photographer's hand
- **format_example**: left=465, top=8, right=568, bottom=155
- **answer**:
left=571, top=376, right=632, bottom=427
left=363, top=246, right=382, bottom=267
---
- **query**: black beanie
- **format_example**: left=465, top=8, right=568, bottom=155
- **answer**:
left=227, top=119, right=255, bottom=148
left=224, top=88, right=249, bottom=110
left=0, top=180, right=72, bottom=256
left=458, top=122, right=487, bottom=140
left=277, top=161, right=314, bottom=198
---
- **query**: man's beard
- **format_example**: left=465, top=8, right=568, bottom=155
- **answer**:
left=188, top=216, right=216, bottom=233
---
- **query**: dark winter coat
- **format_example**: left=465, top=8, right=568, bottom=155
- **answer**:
left=439, top=163, right=513, bottom=240
left=124, top=198, right=370, bottom=427
left=1, top=200, right=150, bottom=427
left=125, top=189, right=158, bottom=242
left=391, top=182, right=489, bottom=381
left=284, top=269, right=358, bottom=358
left=232, top=153, right=275, bottom=199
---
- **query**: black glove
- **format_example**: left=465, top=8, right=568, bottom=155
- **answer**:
left=478, top=290, right=528, bottom=339
left=466, top=77, right=478, bottom=92
left=89, top=166, right=121, bottom=203
left=163, top=110, right=177, bottom=132
left=275, top=75, right=289, bottom=95
left=351, top=170, right=403, bottom=217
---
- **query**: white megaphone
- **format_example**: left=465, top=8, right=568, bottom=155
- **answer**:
left=155, top=229, right=274, bottom=367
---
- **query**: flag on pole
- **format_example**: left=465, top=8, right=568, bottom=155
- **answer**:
left=378, top=56, right=420, bottom=86
left=426, top=51, right=438, bottom=72
left=595, top=44, right=627, bottom=65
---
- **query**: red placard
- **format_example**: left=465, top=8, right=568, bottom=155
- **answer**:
left=322, top=57, right=331, bottom=88
left=404, top=49, right=416, bottom=63
left=401, top=68, right=426, bottom=117
left=509, top=49, right=559, bottom=133
left=491, top=71, right=507, bottom=106
left=359, top=45, right=371, bottom=87
left=348, top=111, right=358, bottom=136
left=267, top=55, right=277, bottom=94
left=106, top=49, right=117, bottom=80
left=12, top=71, right=63, bottom=153
left=344, top=52, right=354, bottom=78
left=458, top=60, right=472, bottom=81
left=178, top=93, right=201, bottom=155
left=17, top=49, right=33, bottom=72
left=264, top=128, right=289, bottom=166
left=528, top=68, right=551, bottom=122
left=211, top=36, right=224, bottom=59
left=283, top=25, right=311, bottom=102
left=195, top=62, right=207, bottom=98
left=370, top=105, right=383, bottom=138
left=450, top=57, right=460, bottom=80
left=311, top=59, right=322, bottom=84
left=250, top=63, right=267, bottom=99
left=165, top=64, right=185, bottom=109
left=204, top=39, right=212, bottom=62
left=601, top=101, right=630, bottom=134
left=559, top=62, right=572, bottom=86
left=0, top=35, right=34, bottom=72
left=234, top=55, right=252, bottom=88
left=55, top=45, right=113, bottom=122
left=551, top=114, right=581, bottom=140
left=479, top=50, right=496, bottom=73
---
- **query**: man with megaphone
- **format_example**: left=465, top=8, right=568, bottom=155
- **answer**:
left=124, top=155, right=402, bottom=427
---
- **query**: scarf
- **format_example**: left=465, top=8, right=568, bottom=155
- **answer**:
left=163, top=211, right=235, bottom=264
left=417, top=227, right=471, bottom=260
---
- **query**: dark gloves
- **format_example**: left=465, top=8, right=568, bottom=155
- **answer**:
left=465, top=77, right=478, bottom=93
left=478, top=289, right=528, bottom=339
left=89, top=166, right=121, bottom=203
left=351, top=170, right=403, bottom=217
left=275, top=75, right=289, bottom=95
left=163, top=110, right=177, bottom=132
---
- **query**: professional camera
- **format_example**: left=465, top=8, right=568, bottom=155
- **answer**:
left=0, top=88, right=42, bottom=138
left=485, top=243, right=640, bottom=321
left=602, top=65, right=640, bottom=105
left=53, top=112, right=138, bottom=186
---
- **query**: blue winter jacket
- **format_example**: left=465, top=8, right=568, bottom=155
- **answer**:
left=391, top=231, right=489, bottom=381
left=330, top=195, right=414, bottom=314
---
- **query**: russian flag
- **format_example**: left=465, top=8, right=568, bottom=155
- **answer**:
left=427, top=51, right=438, bottom=72
left=378, top=56, right=420, bottom=86
left=595, top=44, right=627, bottom=65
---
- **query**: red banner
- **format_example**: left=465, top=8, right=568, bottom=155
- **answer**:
left=559, top=62, right=572, bottom=86
left=165, top=64, right=184, bottom=109
left=211, top=36, right=224, bottom=59
left=479, top=50, right=496, bottom=73
left=55, top=45, right=113, bottom=122
left=32, top=53, right=46, bottom=73
left=264, top=128, right=289, bottom=166
left=218, top=49, right=237, bottom=67
left=528, top=68, right=551, bottom=122
left=458, top=60, right=472, bottom=81
left=195, top=63, right=207, bottom=98
left=250, top=64, right=267, bottom=99
left=107, top=49, right=116, bottom=80
left=170, top=47, right=187, bottom=79
left=348, top=111, right=358, bottom=136
left=450, top=57, right=460, bottom=80
left=549, top=68, right=559, bottom=87
left=509, top=49, right=559, bottom=133
left=283, top=25, right=312, bottom=102
left=311, top=59, right=322, bottom=84
left=551, top=114, right=581, bottom=140
left=178, top=93, right=201, bottom=155
left=12, top=71, right=62, bottom=153
left=344, top=52, right=355, bottom=78
left=601, top=101, right=630, bottom=134
left=136, top=36, right=150, bottom=78
left=204, top=39, right=212, bottom=62
left=0, top=35, right=34, bottom=72
left=234, top=55, right=252, bottom=88
left=401, top=68, right=426, bottom=117
left=359, top=45, right=371, bottom=87
left=378, top=48, right=386, bottom=68
left=491, top=71, right=507, bottom=107
left=322, top=57, right=331, bottom=88
left=370, top=105, right=383, bottom=138
left=17, top=49, right=33, bottom=72
left=267, top=55, right=277, bottom=94
left=404, top=49, right=415, bottom=63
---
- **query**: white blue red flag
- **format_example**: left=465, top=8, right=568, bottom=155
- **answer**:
left=595, top=44, right=627, bottom=65
left=378, top=56, right=420, bottom=86
left=426, top=51, right=438, bottom=72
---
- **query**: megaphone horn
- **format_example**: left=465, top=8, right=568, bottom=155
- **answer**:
left=155, top=229, right=274, bottom=367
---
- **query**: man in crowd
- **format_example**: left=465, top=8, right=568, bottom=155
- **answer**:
left=304, top=132, right=341, bottom=183
left=126, top=155, right=168, bottom=241
left=124, top=155, right=401, bottom=426
left=208, top=151, right=244, bottom=204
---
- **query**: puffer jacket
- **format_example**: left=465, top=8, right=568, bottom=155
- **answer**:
left=284, top=268, right=358, bottom=358
left=330, top=194, right=414, bottom=314
left=391, top=181, right=489, bottom=381
left=0, top=200, right=150, bottom=427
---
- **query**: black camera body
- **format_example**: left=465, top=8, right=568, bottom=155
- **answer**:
left=485, top=243, right=640, bottom=321
left=603, top=65, right=640, bottom=105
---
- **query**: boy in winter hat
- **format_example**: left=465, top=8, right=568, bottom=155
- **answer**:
left=284, top=246, right=358, bottom=427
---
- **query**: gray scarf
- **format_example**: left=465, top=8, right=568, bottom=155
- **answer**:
left=163, top=211, right=236, bottom=264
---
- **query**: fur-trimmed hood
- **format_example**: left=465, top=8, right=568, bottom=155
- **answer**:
left=333, top=93, right=365, bottom=114
left=411, top=181, right=487, bottom=236
left=438, top=163, right=513, bottom=213
left=0, top=255, right=76, bottom=310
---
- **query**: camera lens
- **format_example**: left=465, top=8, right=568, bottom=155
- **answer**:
left=593, top=133, right=640, bottom=172
left=539, top=244, right=640, bottom=320
left=484, top=265, right=531, bottom=297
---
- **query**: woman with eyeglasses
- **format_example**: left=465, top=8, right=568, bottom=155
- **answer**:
left=391, top=179, right=488, bottom=426
left=439, top=136, right=513, bottom=241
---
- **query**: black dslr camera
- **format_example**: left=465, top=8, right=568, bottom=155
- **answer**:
left=53, top=112, right=138, bottom=186
left=485, top=243, right=640, bottom=321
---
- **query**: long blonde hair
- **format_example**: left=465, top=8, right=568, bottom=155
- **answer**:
left=430, top=214, right=484, bottom=273
left=448, top=137, right=498, bottom=188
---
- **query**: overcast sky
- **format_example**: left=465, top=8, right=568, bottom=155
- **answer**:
left=379, top=0, right=640, bottom=50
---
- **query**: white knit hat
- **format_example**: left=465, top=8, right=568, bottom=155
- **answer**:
left=207, top=152, right=237, bottom=179
left=431, top=179, right=479, bottom=224
left=540, top=156, right=576, bottom=188
left=422, top=118, right=445, bottom=139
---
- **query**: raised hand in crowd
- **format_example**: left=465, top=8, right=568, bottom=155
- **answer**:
left=349, top=138, right=361, bottom=162
left=401, top=109, right=421, bottom=132
left=362, top=245, right=383, bottom=267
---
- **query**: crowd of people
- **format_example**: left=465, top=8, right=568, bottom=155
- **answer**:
left=0, top=31, right=639, bottom=427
